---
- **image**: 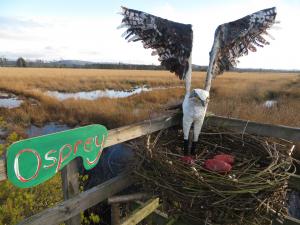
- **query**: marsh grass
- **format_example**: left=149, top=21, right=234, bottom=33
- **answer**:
left=0, top=67, right=184, bottom=91
left=0, top=68, right=299, bottom=131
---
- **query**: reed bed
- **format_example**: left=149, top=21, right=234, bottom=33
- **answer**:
left=131, top=126, right=295, bottom=225
left=0, top=68, right=299, bottom=131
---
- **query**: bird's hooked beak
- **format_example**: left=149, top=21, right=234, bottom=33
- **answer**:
left=199, top=97, right=209, bottom=106
left=189, top=90, right=209, bottom=107
left=190, top=94, right=209, bottom=107
left=189, top=91, right=197, bottom=99
left=199, top=99, right=205, bottom=107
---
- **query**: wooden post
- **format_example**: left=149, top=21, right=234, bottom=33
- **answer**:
left=61, top=159, right=80, bottom=225
left=111, top=203, right=120, bottom=225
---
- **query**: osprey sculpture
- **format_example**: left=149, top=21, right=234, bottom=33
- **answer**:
left=119, top=6, right=277, bottom=157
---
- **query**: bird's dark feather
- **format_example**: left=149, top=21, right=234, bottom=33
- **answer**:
left=119, top=6, right=193, bottom=80
left=212, top=7, right=277, bottom=76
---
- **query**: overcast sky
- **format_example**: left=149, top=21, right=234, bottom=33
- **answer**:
left=0, top=0, right=299, bottom=69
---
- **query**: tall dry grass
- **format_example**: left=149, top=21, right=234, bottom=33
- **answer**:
left=0, top=67, right=299, bottom=132
left=0, top=67, right=185, bottom=92
left=207, top=72, right=300, bottom=127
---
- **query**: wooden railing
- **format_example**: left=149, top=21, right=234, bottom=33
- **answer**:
left=0, top=112, right=299, bottom=225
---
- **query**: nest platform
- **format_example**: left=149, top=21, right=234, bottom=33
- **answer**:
left=130, top=126, right=295, bottom=225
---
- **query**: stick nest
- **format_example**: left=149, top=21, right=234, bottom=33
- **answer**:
left=130, top=126, right=295, bottom=225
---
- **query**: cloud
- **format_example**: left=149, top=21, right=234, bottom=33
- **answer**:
left=79, top=50, right=101, bottom=55
left=0, top=16, right=49, bottom=42
left=0, top=50, right=45, bottom=59
left=44, top=46, right=54, bottom=51
left=0, top=16, right=45, bottom=29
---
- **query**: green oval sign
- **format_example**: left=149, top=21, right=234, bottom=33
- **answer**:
left=6, top=125, right=108, bottom=188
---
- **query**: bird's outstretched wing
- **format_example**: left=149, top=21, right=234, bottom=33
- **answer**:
left=119, top=6, right=193, bottom=80
left=211, top=7, right=277, bottom=76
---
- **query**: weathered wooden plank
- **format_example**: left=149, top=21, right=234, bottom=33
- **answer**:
left=272, top=219, right=283, bottom=225
left=283, top=216, right=300, bottom=225
left=61, top=159, right=80, bottom=225
left=205, top=115, right=300, bottom=142
left=121, top=198, right=160, bottom=225
left=135, top=200, right=168, bottom=219
left=104, top=113, right=181, bottom=148
left=288, top=174, right=300, bottom=192
left=18, top=173, right=133, bottom=225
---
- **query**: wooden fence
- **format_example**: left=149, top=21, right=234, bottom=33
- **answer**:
left=0, top=112, right=299, bottom=225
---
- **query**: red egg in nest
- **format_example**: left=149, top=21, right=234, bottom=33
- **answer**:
left=213, top=154, right=234, bottom=165
left=204, top=159, right=232, bottom=173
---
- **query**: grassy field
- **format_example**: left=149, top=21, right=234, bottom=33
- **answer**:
left=0, top=67, right=299, bottom=132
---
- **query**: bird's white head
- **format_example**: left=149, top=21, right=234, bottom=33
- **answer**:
left=189, top=89, right=209, bottom=106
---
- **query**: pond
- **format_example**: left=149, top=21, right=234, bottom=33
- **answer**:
left=26, top=122, right=71, bottom=137
left=0, top=91, right=24, bottom=109
left=46, top=86, right=181, bottom=101
left=0, top=97, right=23, bottom=109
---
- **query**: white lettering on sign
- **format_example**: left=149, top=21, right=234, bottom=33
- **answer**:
left=44, top=150, right=57, bottom=169
left=14, top=149, right=42, bottom=183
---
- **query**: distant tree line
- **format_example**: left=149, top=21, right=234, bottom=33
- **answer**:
left=0, top=56, right=299, bottom=73
left=81, top=63, right=200, bottom=71
left=0, top=56, right=207, bottom=71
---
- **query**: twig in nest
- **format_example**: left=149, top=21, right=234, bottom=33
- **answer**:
left=146, top=134, right=153, bottom=158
